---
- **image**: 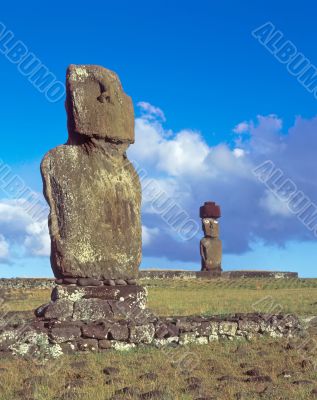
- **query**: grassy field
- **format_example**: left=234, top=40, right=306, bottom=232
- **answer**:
left=0, top=278, right=317, bottom=400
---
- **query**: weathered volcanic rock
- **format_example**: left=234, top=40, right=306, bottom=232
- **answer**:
left=81, top=322, right=109, bottom=339
left=49, top=326, right=81, bottom=343
left=51, top=285, right=147, bottom=307
left=130, top=324, right=155, bottom=344
left=43, top=299, right=74, bottom=321
left=41, top=64, right=141, bottom=280
left=108, top=323, right=129, bottom=341
left=66, top=64, right=134, bottom=143
left=73, top=298, right=112, bottom=321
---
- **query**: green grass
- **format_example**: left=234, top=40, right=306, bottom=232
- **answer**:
left=144, top=278, right=317, bottom=316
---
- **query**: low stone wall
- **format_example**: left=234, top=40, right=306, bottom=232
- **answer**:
left=0, top=270, right=299, bottom=290
left=139, top=270, right=298, bottom=280
left=222, top=271, right=299, bottom=279
left=0, top=278, right=54, bottom=289
left=0, top=311, right=301, bottom=358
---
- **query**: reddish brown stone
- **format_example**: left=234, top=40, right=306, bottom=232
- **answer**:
left=199, top=201, right=221, bottom=219
left=60, top=341, right=77, bottom=353
left=49, top=326, right=81, bottom=343
left=81, top=323, right=109, bottom=339
left=43, top=299, right=73, bottom=321
left=108, top=323, right=129, bottom=341
left=77, top=278, right=103, bottom=287
left=63, top=278, right=77, bottom=285
left=99, top=340, right=112, bottom=350
left=77, top=338, right=98, bottom=352
left=115, top=279, right=127, bottom=286
left=104, top=280, right=116, bottom=286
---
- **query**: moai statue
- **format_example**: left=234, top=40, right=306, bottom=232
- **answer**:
left=199, top=201, right=222, bottom=274
left=36, top=65, right=149, bottom=327
left=41, top=65, right=141, bottom=282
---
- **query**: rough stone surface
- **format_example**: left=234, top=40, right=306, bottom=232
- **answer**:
left=52, top=285, right=147, bottom=306
left=130, top=324, right=155, bottom=344
left=66, top=64, right=134, bottom=143
left=77, top=278, right=102, bottom=287
left=0, top=312, right=302, bottom=357
left=108, top=323, right=129, bottom=341
left=42, top=299, right=74, bottom=321
left=41, top=64, right=141, bottom=280
left=81, top=322, right=109, bottom=339
left=73, top=299, right=112, bottom=321
left=49, top=326, right=81, bottom=343
left=139, top=270, right=298, bottom=279
left=77, top=338, right=98, bottom=352
left=219, top=321, right=238, bottom=337
left=99, top=339, right=112, bottom=350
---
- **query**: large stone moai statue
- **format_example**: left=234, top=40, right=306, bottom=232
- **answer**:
left=199, top=201, right=222, bottom=275
left=41, top=65, right=141, bottom=282
left=36, top=66, right=151, bottom=334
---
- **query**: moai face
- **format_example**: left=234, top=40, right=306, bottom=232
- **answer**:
left=66, top=65, right=134, bottom=143
left=202, top=218, right=219, bottom=238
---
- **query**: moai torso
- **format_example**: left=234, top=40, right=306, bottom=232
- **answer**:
left=41, top=65, right=141, bottom=280
left=199, top=202, right=222, bottom=272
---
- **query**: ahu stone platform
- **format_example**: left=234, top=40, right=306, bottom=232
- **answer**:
left=139, top=270, right=299, bottom=280
left=0, top=296, right=301, bottom=358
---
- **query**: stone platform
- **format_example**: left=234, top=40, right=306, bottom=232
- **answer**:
left=0, top=309, right=301, bottom=358
left=0, top=284, right=302, bottom=358
left=139, top=270, right=298, bottom=280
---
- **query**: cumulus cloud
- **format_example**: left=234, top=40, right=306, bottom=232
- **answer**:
left=137, top=101, right=166, bottom=122
left=233, top=121, right=250, bottom=134
left=259, top=190, right=293, bottom=217
left=0, top=235, right=9, bottom=261
left=0, top=199, right=49, bottom=261
left=128, top=103, right=317, bottom=262
left=142, top=225, right=159, bottom=246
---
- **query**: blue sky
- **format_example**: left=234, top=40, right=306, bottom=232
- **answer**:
left=0, top=0, right=317, bottom=277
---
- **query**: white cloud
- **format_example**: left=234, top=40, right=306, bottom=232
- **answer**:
left=0, top=199, right=49, bottom=259
left=233, top=148, right=245, bottom=158
left=233, top=121, right=250, bottom=134
left=137, top=101, right=166, bottom=121
left=142, top=225, right=159, bottom=246
left=24, top=221, right=50, bottom=256
left=259, top=190, right=292, bottom=217
left=0, top=235, right=9, bottom=260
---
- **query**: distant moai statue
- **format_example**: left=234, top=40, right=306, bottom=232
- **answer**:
left=199, top=201, right=222, bottom=274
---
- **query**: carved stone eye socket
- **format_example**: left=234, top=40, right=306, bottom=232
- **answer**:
left=97, top=92, right=111, bottom=103
left=203, top=219, right=209, bottom=224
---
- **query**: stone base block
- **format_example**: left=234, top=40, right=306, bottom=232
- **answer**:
left=36, top=285, right=149, bottom=323
left=51, top=284, right=147, bottom=304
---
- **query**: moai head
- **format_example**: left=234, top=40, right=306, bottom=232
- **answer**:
left=200, top=201, right=221, bottom=238
left=66, top=65, right=134, bottom=143
left=202, top=218, right=219, bottom=238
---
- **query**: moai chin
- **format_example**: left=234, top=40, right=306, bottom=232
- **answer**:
left=41, top=65, right=141, bottom=281
left=199, top=201, right=222, bottom=273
